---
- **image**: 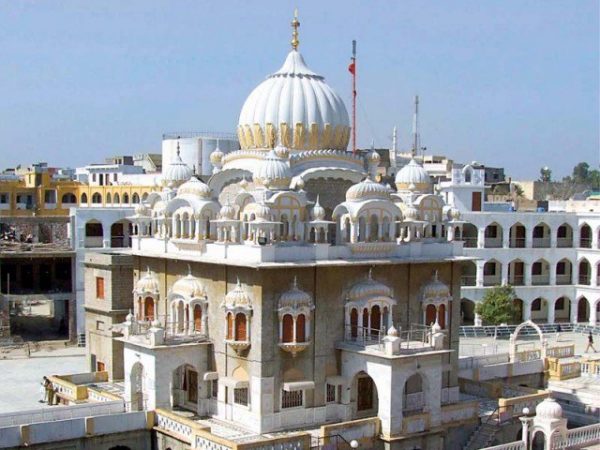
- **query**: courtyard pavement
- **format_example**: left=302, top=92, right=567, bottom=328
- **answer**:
left=459, top=331, right=599, bottom=357
left=0, top=346, right=87, bottom=414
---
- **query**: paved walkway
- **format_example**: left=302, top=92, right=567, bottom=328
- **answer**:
left=0, top=346, right=86, bottom=414
left=460, top=332, right=600, bottom=357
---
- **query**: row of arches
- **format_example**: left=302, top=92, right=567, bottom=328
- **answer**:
left=461, top=222, right=600, bottom=249
left=80, top=191, right=148, bottom=205
left=460, top=296, right=600, bottom=325
left=84, top=219, right=132, bottom=248
left=461, top=258, right=598, bottom=287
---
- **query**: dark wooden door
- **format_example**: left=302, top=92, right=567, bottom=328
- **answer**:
left=471, top=192, right=482, bottom=211
left=357, top=377, right=374, bottom=411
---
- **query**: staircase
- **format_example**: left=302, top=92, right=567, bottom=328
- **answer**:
left=463, top=408, right=500, bottom=450
left=463, top=422, right=499, bottom=450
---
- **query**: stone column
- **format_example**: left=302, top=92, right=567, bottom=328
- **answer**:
left=589, top=299, right=597, bottom=327
left=523, top=301, right=532, bottom=321
left=547, top=300, right=555, bottom=325
left=502, top=229, right=510, bottom=248
left=591, top=263, right=598, bottom=287
left=477, top=227, right=485, bottom=248
left=524, top=263, right=532, bottom=286
left=549, top=262, right=557, bottom=285
left=476, top=261, right=485, bottom=287
left=501, top=262, right=509, bottom=286
left=525, top=227, right=533, bottom=248
left=570, top=300, right=578, bottom=323
left=592, top=229, right=599, bottom=250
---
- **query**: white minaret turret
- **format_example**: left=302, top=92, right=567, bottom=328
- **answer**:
left=390, top=126, right=398, bottom=173
left=412, top=95, right=420, bottom=159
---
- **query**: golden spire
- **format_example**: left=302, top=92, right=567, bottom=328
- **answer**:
left=291, top=9, right=300, bottom=50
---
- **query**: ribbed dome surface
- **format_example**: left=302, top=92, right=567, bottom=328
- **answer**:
left=253, top=149, right=292, bottom=190
left=535, top=398, right=563, bottom=420
left=163, top=150, right=193, bottom=187
left=224, top=280, right=252, bottom=309
left=172, top=274, right=206, bottom=298
left=238, top=50, right=350, bottom=151
left=178, top=176, right=211, bottom=199
left=395, top=159, right=431, bottom=192
left=135, top=269, right=160, bottom=294
left=278, top=278, right=313, bottom=310
left=346, top=178, right=390, bottom=202
left=347, top=271, right=393, bottom=301
left=422, top=272, right=451, bottom=301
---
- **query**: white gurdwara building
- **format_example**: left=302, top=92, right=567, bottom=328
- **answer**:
left=85, top=15, right=479, bottom=450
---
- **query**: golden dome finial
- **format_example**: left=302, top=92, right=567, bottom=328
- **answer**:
left=291, top=9, right=300, bottom=50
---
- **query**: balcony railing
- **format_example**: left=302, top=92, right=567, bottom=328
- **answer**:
left=556, top=237, right=573, bottom=248
left=580, top=238, right=592, bottom=248
left=509, top=275, right=524, bottom=286
left=579, top=275, right=590, bottom=285
left=461, top=275, right=476, bottom=286
left=460, top=237, right=477, bottom=248
left=509, top=238, right=525, bottom=248
left=556, top=274, right=572, bottom=285
left=484, top=238, right=502, bottom=248
left=531, top=275, right=550, bottom=286
left=483, top=276, right=501, bottom=287
left=343, top=324, right=432, bottom=352
left=532, top=237, right=550, bottom=248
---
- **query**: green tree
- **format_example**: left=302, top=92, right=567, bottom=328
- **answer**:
left=475, top=285, right=517, bottom=325
left=539, top=166, right=552, bottom=183
left=572, top=162, right=590, bottom=184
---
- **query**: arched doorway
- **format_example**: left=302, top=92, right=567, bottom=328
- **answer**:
left=461, top=299, right=475, bottom=325
left=403, top=373, right=424, bottom=414
left=353, top=372, right=378, bottom=419
left=172, top=364, right=199, bottom=412
left=111, top=220, right=132, bottom=248
left=425, top=304, right=436, bottom=326
left=144, top=297, right=154, bottom=321
left=577, top=298, right=589, bottom=323
left=554, top=297, right=570, bottom=323
left=580, top=224, right=592, bottom=248
left=461, top=261, right=477, bottom=286
left=193, top=305, right=202, bottom=332
left=130, top=362, right=144, bottom=411
left=84, top=220, right=103, bottom=248
left=579, top=259, right=591, bottom=285
left=513, top=299, right=524, bottom=323
left=532, top=431, right=545, bottom=450
left=461, top=223, right=477, bottom=248
left=509, top=223, right=526, bottom=248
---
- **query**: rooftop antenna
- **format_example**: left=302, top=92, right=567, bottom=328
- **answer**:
left=390, top=126, right=398, bottom=169
left=411, top=95, right=419, bottom=159
left=349, top=40, right=357, bottom=155
left=291, top=9, right=300, bottom=50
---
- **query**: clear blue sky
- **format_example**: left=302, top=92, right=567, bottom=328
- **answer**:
left=0, top=0, right=598, bottom=179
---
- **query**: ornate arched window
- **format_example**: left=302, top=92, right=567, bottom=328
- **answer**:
left=421, top=271, right=452, bottom=330
left=222, top=279, right=252, bottom=353
left=344, top=269, right=396, bottom=342
left=166, top=271, right=208, bottom=336
left=133, top=269, right=160, bottom=323
left=277, top=278, right=314, bottom=356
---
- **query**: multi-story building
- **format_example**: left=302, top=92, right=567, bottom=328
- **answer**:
left=74, top=16, right=483, bottom=450
left=440, top=165, right=600, bottom=327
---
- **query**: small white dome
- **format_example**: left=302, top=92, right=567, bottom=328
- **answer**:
left=238, top=50, right=350, bottom=151
left=535, top=397, right=563, bottom=420
left=311, top=195, right=326, bottom=220
left=135, top=203, right=150, bottom=216
left=387, top=324, right=398, bottom=337
left=274, top=145, right=290, bottom=159
left=346, top=178, right=390, bottom=202
left=367, top=148, right=381, bottom=164
left=223, top=279, right=252, bottom=310
left=126, top=310, right=135, bottom=322
left=395, top=159, right=431, bottom=192
left=135, top=269, right=160, bottom=294
left=172, top=273, right=206, bottom=298
left=253, top=149, right=292, bottom=190
left=153, top=200, right=167, bottom=216
left=219, top=202, right=236, bottom=220
left=178, top=176, right=212, bottom=199
left=278, top=277, right=313, bottom=310
left=210, top=147, right=224, bottom=166
left=163, top=144, right=193, bottom=187
left=422, top=271, right=451, bottom=302
left=347, top=270, right=393, bottom=302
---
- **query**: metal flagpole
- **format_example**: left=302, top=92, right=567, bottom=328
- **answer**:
left=351, top=40, right=357, bottom=155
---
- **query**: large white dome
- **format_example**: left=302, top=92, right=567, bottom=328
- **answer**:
left=395, top=158, right=431, bottom=192
left=238, top=50, right=350, bottom=151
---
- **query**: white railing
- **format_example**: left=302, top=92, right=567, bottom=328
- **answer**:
left=551, top=423, right=600, bottom=449
left=193, top=436, right=232, bottom=450
left=516, top=349, right=541, bottom=363
left=156, top=412, right=193, bottom=442
left=403, top=392, right=424, bottom=412
left=441, top=386, right=460, bottom=404
left=546, top=345, right=574, bottom=358
left=481, top=441, right=525, bottom=450
left=0, top=400, right=124, bottom=427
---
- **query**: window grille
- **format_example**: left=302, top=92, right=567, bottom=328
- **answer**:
left=282, top=389, right=303, bottom=409
left=234, top=388, right=248, bottom=406
left=326, top=384, right=336, bottom=403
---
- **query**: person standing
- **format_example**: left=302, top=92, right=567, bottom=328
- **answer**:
left=585, top=331, right=597, bottom=353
